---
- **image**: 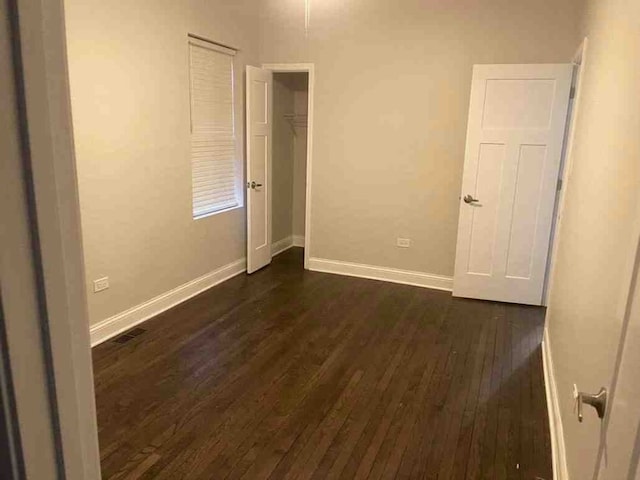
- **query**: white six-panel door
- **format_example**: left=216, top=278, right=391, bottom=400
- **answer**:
left=246, top=66, right=273, bottom=273
left=453, top=64, right=573, bottom=305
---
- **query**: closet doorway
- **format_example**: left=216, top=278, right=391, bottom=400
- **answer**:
left=265, top=65, right=314, bottom=269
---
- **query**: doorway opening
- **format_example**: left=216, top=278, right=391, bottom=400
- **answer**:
left=270, top=71, right=309, bottom=264
left=245, top=63, right=314, bottom=272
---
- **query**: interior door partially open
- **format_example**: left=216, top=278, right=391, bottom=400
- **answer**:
left=453, top=64, right=573, bottom=305
left=246, top=66, right=273, bottom=273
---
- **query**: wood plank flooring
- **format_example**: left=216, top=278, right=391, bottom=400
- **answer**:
left=93, top=248, right=552, bottom=480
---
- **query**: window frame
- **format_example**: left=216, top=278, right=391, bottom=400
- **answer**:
left=188, top=35, right=242, bottom=220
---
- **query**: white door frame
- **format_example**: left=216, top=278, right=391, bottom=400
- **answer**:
left=5, top=0, right=101, bottom=478
left=541, top=38, right=589, bottom=479
left=543, top=38, right=589, bottom=306
left=261, top=63, right=315, bottom=270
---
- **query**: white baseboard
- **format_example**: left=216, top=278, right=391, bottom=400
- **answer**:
left=292, top=235, right=305, bottom=247
left=307, top=257, right=453, bottom=292
left=90, top=258, right=246, bottom=347
left=272, top=236, right=294, bottom=256
left=542, top=327, right=569, bottom=480
left=272, top=235, right=305, bottom=256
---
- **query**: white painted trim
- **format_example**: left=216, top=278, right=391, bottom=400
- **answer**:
left=90, top=258, right=246, bottom=346
left=308, top=257, right=453, bottom=291
left=14, top=0, right=102, bottom=476
left=262, top=63, right=315, bottom=270
left=544, top=37, right=589, bottom=306
left=572, top=37, right=588, bottom=65
left=541, top=39, right=588, bottom=479
left=292, top=235, right=305, bottom=247
left=272, top=236, right=294, bottom=256
left=542, top=327, right=570, bottom=480
left=271, top=235, right=306, bottom=256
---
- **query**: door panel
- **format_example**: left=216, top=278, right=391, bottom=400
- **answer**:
left=467, top=143, right=505, bottom=275
left=250, top=135, right=268, bottom=250
left=453, top=64, right=573, bottom=305
left=595, top=239, right=640, bottom=480
left=246, top=66, right=273, bottom=273
left=251, top=78, right=268, bottom=123
left=505, top=144, right=546, bottom=279
left=482, top=78, right=556, bottom=128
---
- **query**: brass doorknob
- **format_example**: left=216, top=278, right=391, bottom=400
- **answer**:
left=463, top=194, right=479, bottom=204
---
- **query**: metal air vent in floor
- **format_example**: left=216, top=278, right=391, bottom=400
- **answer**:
left=112, top=327, right=147, bottom=344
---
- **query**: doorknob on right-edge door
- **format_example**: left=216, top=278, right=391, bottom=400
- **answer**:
left=577, top=387, right=607, bottom=422
left=463, top=194, right=479, bottom=204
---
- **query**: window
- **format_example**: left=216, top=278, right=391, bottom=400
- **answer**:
left=189, top=36, right=239, bottom=218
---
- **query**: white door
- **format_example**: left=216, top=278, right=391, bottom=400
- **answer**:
left=453, top=64, right=573, bottom=305
left=246, top=66, right=273, bottom=273
left=594, top=246, right=640, bottom=479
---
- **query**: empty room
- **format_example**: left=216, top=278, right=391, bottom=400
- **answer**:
left=2, top=0, right=640, bottom=479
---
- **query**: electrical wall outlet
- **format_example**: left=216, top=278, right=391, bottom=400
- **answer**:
left=93, top=277, right=109, bottom=293
left=396, top=237, right=411, bottom=248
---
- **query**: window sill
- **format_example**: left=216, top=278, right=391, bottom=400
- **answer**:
left=193, top=204, right=244, bottom=221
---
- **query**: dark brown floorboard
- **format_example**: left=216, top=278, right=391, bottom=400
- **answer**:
left=93, top=248, right=553, bottom=480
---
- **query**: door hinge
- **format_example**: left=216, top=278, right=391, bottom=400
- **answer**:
left=557, top=179, right=563, bottom=191
left=569, top=86, right=576, bottom=99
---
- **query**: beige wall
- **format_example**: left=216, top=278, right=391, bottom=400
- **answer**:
left=260, top=0, right=585, bottom=276
left=67, top=0, right=586, bottom=326
left=65, top=0, right=260, bottom=325
left=545, top=0, right=640, bottom=476
left=272, top=74, right=295, bottom=243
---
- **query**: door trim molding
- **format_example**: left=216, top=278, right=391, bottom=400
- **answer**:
left=11, top=0, right=102, bottom=477
left=308, top=257, right=453, bottom=291
left=542, top=327, right=570, bottom=480
left=262, top=63, right=315, bottom=270
left=90, top=258, right=246, bottom=347
left=543, top=37, right=589, bottom=306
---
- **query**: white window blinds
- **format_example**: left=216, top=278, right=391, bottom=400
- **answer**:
left=189, top=37, right=238, bottom=218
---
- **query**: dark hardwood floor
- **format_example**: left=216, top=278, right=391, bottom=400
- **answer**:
left=93, top=248, right=552, bottom=480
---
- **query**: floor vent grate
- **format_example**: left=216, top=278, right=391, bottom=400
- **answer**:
left=127, top=327, right=147, bottom=337
left=113, top=327, right=147, bottom=344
